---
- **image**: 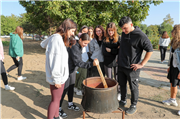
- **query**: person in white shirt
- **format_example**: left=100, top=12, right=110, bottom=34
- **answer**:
left=40, top=18, right=77, bottom=119
left=158, top=31, right=170, bottom=63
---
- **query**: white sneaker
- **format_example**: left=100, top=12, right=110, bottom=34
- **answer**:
left=74, top=87, right=78, bottom=93
left=162, top=98, right=178, bottom=107
left=117, top=93, right=121, bottom=101
left=178, top=110, right=180, bottom=116
left=5, top=85, right=15, bottom=90
left=76, top=90, right=82, bottom=96
left=53, top=116, right=63, bottom=119
left=17, top=76, right=26, bottom=80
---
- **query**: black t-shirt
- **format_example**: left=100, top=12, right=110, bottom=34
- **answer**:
left=118, top=26, right=153, bottom=69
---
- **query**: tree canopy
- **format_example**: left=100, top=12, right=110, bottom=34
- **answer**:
left=19, top=0, right=163, bottom=35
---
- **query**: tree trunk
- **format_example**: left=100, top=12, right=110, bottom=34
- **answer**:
left=33, top=34, right=35, bottom=40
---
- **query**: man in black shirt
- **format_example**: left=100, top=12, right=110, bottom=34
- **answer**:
left=118, top=16, right=153, bottom=115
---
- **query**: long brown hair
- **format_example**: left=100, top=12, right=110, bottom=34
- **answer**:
left=94, top=25, right=106, bottom=41
left=105, top=22, right=118, bottom=43
left=13, top=26, right=23, bottom=40
left=56, top=18, right=77, bottom=47
left=170, top=24, right=180, bottom=49
left=88, top=26, right=94, bottom=39
left=161, top=31, right=169, bottom=39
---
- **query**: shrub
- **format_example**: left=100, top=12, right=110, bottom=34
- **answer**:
left=2, top=41, right=10, bottom=46
left=149, top=36, right=159, bottom=49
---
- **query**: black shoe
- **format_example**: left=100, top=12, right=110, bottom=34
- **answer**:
left=119, top=100, right=127, bottom=108
left=59, top=109, right=67, bottom=118
left=125, top=105, right=137, bottom=115
left=68, top=104, right=80, bottom=111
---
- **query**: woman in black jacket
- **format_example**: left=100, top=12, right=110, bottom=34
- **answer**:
left=102, top=22, right=120, bottom=81
left=59, top=33, right=99, bottom=118
left=102, top=22, right=121, bottom=100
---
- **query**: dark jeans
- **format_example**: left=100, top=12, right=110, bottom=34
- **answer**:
left=0, top=60, right=8, bottom=85
left=59, top=84, right=74, bottom=107
left=159, top=46, right=167, bottom=61
left=7, top=57, right=23, bottom=76
left=118, top=67, right=140, bottom=106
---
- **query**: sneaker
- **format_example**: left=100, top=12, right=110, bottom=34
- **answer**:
left=162, top=98, right=178, bottom=107
left=17, top=76, right=26, bottom=80
left=125, top=105, right=137, bottom=115
left=68, top=104, right=80, bottom=111
left=59, top=109, right=67, bottom=118
left=117, top=93, right=121, bottom=101
left=74, top=87, right=78, bottom=93
left=76, top=90, right=82, bottom=96
left=119, top=100, right=127, bottom=108
left=178, top=110, right=180, bottom=116
left=159, top=61, right=163, bottom=63
left=5, top=85, right=15, bottom=90
left=54, top=116, right=63, bottom=119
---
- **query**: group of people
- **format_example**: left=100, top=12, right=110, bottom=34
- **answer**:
left=40, top=16, right=153, bottom=119
left=0, top=16, right=180, bottom=119
left=0, top=26, right=27, bottom=91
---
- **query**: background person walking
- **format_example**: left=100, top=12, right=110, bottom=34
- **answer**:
left=158, top=31, right=170, bottom=63
left=7, top=26, right=26, bottom=80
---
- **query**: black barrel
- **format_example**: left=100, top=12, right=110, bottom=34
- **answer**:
left=81, top=77, right=119, bottom=114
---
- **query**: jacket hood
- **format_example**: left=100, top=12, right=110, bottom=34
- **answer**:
left=40, top=36, right=52, bottom=48
left=131, top=26, right=141, bottom=35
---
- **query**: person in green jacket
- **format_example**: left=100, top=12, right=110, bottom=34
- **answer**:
left=7, top=26, right=26, bottom=80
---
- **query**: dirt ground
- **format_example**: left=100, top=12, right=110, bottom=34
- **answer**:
left=1, top=38, right=180, bottom=119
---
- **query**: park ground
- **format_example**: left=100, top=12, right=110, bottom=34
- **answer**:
left=1, top=37, right=180, bottom=119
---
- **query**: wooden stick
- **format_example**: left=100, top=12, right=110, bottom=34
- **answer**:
left=96, top=64, right=108, bottom=88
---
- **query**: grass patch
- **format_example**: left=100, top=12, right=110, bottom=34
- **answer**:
left=2, top=41, right=10, bottom=46
left=150, top=94, right=164, bottom=102
left=36, top=88, right=43, bottom=97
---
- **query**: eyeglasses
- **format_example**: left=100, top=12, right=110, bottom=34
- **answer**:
left=96, top=30, right=102, bottom=33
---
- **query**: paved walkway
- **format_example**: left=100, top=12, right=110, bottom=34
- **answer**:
left=140, top=50, right=180, bottom=92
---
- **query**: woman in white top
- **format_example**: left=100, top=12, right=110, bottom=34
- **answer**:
left=40, top=18, right=77, bottom=119
left=158, top=31, right=170, bottom=63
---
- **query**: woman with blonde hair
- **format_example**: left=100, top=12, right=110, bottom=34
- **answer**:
left=162, top=24, right=180, bottom=116
left=158, top=31, right=170, bottom=63
left=102, top=22, right=121, bottom=100
left=7, top=26, right=26, bottom=80
left=88, top=26, right=94, bottom=40
left=102, top=22, right=121, bottom=81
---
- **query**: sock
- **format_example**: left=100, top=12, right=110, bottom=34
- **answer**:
left=5, top=84, right=9, bottom=88
left=121, top=100, right=126, bottom=103
left=59, top=107, right=62, bottom=111
left=68, top=102, right=73, bottom=106
left=171, top=98, right=176, bottom=101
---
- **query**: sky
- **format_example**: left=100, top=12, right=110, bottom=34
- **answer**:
left=0, top=0, right=179, bottom=26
